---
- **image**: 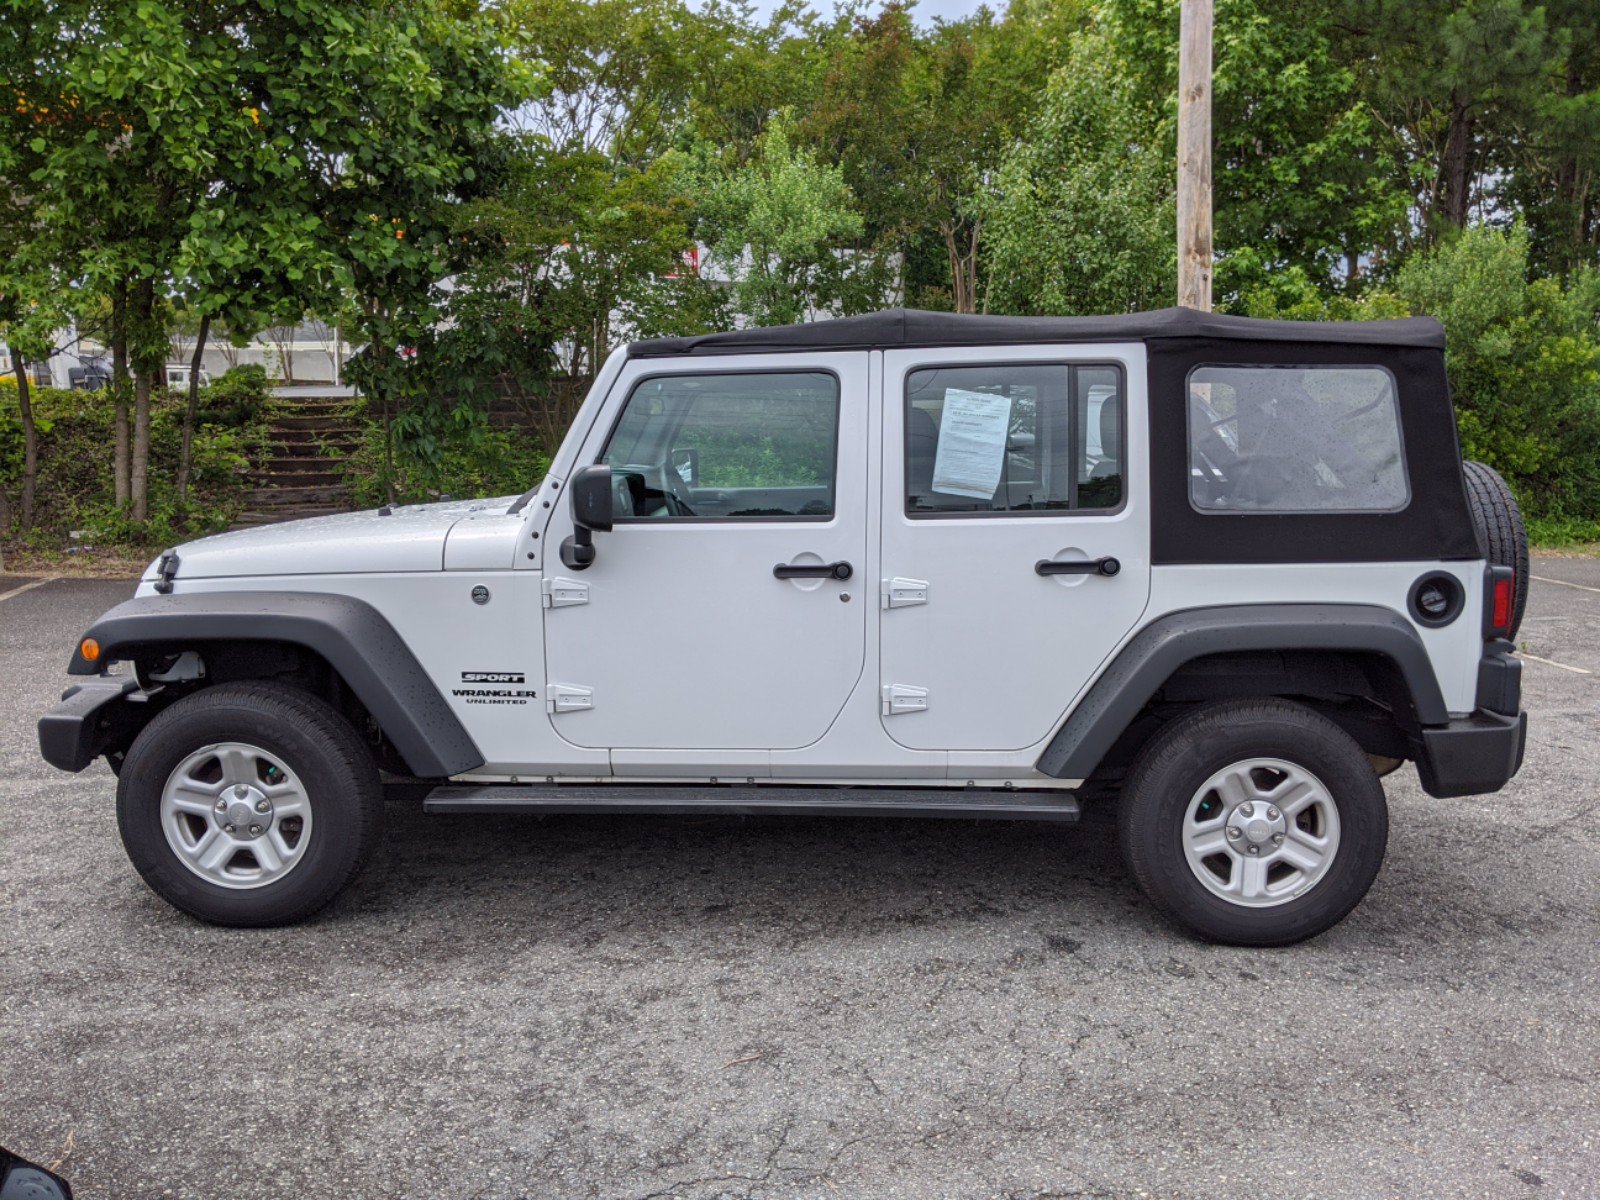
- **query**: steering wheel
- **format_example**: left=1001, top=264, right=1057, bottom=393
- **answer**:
left=658, top=462, right=696, bottom=516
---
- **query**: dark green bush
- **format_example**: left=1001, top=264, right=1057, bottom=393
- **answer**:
left=0, top=380, right=268, bottom=544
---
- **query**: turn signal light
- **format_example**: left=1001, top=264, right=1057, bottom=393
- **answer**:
left=79, top=637, right=101, bottom=662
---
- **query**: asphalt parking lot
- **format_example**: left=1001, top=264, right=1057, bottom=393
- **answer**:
left=2, top=568, right=1597, bottom=1199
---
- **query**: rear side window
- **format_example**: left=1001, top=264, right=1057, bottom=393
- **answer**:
left=905, top=363, right=1124, bottom=514
left=1187, top=365, right=1408, bottom=513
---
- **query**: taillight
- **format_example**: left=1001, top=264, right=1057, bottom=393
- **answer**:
left=1484, top=566, right=1515, bottom=638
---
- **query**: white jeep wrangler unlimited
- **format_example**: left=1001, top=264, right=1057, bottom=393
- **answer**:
left=39, top=308, right=1529, bottom=945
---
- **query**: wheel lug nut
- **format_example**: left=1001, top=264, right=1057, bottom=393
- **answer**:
left=233, top=785, right=248, bottom=799
left=1266, top=806, right=1280, bottom=821
left=254, top=800, right=270, bottom=814
left=1246, top=843, right=1260, bottom=855
left=223, top=823, right=236, bottom=833
left=1226, top=826, right=1241, bottom=840
left=1272, top=832, right=1285, bottom=845
left=1238, top=802, right=1254, bottom=818
left=248, top=824, right=263, bottom=836
left=214, top=799, right=228, bottom=813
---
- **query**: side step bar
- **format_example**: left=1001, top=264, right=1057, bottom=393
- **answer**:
left=424, top=784, right=1080, bottom=823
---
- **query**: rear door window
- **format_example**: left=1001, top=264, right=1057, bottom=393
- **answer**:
left=904, top=363, right=1124, bottom=514
left=1187, top=365, right=1408, bottom=513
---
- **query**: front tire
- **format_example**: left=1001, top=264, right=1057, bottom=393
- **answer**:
left=1118, top=699, right=1388, bottom=946
left=116, top=682, right=383, bottom=926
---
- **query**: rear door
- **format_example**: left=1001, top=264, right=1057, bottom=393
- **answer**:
left=543, top=353, right=869, bottom=755
left=878, top=345, right=1151, bottom=752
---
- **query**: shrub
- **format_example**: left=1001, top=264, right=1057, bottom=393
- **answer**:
left=348, top=417, right=549, bottom=509
left=0, top=379, right=269, bottom=543
left=1392, top=226, right=1600, bottom=524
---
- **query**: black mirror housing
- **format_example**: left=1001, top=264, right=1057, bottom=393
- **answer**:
left=0, top=1147, right=74, bottom=1200
left=560, top=464, right=613, bottom=571
left=569, top=464, right=613, bottom=533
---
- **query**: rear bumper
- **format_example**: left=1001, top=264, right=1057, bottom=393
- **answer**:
left=1413, top=637, right=1525, bottom=799
left=1414, top=708, right=1527, bottom=799
left=37, top=678, right=144, bottom=773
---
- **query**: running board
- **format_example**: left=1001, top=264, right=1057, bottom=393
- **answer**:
left=423, top=784, right=1080, bottom=823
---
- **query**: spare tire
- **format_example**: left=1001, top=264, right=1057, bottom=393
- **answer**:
left=1462, top=460, right=1529, bottom=638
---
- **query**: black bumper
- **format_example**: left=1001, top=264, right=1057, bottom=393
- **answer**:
left=1413, top=708, right=1527, bottom=799
left=1413, top=638, right=1526, bottom=799
left=37, top=678, right=145, bottom=773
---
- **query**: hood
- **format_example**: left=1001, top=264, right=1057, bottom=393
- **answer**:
left=144, top=497, right=521, bottom=582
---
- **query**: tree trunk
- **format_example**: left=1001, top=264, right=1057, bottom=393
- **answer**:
left=131, top=367, right=152, bottom=523
left=112, top=283, right=131, bottom=508
left=15, top=359, right=39, bottom=532
left=1439, top=93, right=1475, bottom=230
left=176, top=313, right=211, bottom=509
left=941, top=217, right=982, bottom=314
left=130, top=278, right=156, bottom=523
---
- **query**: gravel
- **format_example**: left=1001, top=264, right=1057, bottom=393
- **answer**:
left=1, top=569, right=1596, bottom=1199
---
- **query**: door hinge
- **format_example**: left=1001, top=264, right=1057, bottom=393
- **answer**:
left=882, top=683, right=929, bottom=715
left=542, top=577, right=590, bottom=608
left=546, top=683, right=593, bottom=714
left=881, top=576, right=930, bottom=609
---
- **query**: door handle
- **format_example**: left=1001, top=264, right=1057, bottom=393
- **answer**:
left=1035, top=556, right=1121, bottom=577
left=774, top=560, right=853, bottom=581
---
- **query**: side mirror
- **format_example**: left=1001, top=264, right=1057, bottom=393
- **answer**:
left=560, top=464, right=614, bottom=571
left=0, top=1147, right=74, bottom=1200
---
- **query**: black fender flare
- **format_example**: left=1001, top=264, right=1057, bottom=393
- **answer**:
left=67, top=591, right=484, bottom=778
left=1035, top=603, right=1448, bottom=780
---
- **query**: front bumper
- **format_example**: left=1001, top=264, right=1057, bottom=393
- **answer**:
left=38, top=678, right=145, bottom=772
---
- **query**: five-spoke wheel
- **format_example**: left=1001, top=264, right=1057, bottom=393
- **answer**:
left=1182, top=758, right=1340, bottom=907
left=117, top=682, right=382, bottom=926
left=160, top=742, right=314, bottom=889
left=1119, top=699, right=1388, bottom=946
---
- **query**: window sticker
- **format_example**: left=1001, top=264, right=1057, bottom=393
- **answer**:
left=932, top=388, right=1013, bottom=499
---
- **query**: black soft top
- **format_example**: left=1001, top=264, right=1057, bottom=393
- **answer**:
left=628, top=306, right=1446, bottom=358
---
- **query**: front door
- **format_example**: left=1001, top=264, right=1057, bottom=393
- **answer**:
left=543, top=354, right=869, bottom=756
left=878, top=346, right=1152, bottom=753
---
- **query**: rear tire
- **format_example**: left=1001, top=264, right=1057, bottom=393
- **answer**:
left=1118, top=699, right=1388, bottom=946
left=1463, top=460, right=1529, bottom=637
left=116, top=682, right=382, bottom=926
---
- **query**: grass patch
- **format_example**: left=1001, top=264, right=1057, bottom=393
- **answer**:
left=1527, top=516, right=1600, bottom=555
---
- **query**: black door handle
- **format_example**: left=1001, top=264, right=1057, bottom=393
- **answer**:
left=774, top=560, right=853, bottom=581
left=1036, top=556, right=1121, bottom=577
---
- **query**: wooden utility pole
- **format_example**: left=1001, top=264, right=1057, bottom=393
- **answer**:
left=1176, top=0, right=1214, bottom=311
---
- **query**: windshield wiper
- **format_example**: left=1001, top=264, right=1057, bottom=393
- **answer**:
left=506, top=479, right=545, bottom=516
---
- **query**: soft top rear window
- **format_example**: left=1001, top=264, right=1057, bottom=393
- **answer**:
left=1187, top=364, right=1409, bottom=514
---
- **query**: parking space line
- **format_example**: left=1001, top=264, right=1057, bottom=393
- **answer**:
left=1522, top=652, right=1592, bottom=675
left=1531, top=574, right=1600, bottom=595
left=0, top=577, right=56, bottom=603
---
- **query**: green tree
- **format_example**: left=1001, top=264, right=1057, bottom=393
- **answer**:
left=1392, top=224, right=1600, bottom=519
left=1337, top=0, right=1563, bottom=241
left=689, top=114, right=878, bottom=326
left=980, top=32, right=1176, bottom=316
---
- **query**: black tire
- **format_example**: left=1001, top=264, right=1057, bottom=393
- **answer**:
left=1118, top=699, right=1388, bottom=946
left=1463, top=460, right=1529, bottom=638
left=116, top=682, right=383, bottom=927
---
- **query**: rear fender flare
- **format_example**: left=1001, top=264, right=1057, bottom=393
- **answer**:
left=1035, top=603, right=1448, bottom=780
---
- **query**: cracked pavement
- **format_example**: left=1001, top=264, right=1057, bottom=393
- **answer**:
left=1, top=567, right=1597, bottom=1198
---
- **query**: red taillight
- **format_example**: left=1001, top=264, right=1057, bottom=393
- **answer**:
left=1491, top=575, right=1514, bottom=634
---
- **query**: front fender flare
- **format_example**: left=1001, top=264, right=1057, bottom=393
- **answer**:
left=67, top=591, right=484, bottom=778
left=1035, top=603, right=1448, bottom=780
